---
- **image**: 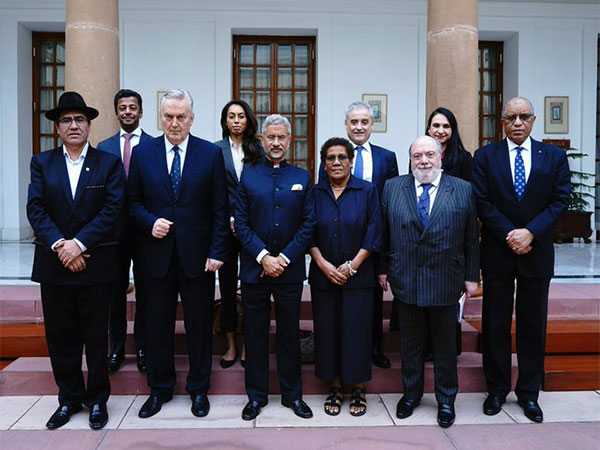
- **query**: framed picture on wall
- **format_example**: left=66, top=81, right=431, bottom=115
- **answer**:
left=362, top=93, right=388, bottom=133
left=156, top=90, right=167, bottom=130
left=544, top=96, right=569, bottom=134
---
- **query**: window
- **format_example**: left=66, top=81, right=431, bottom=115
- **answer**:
left=478, top=41, right=504, bottom=147
left=32, top=32, right=65, bottom=154
left=233, top=36, right=315, bottom=178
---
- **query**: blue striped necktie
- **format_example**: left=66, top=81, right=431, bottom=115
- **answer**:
left=514, top=146, right=525, bottom=201
left=170, top=146, right=181, bottom=197
left=418, top=183, right=432, bottom=227
left=354, top=146, right=364, bottom=180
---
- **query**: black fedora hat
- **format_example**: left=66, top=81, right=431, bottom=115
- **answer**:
left=45, top=91, right=99, bottom=122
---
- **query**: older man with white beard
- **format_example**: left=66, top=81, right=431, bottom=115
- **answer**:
left=378, top=136, right=479, bottom=428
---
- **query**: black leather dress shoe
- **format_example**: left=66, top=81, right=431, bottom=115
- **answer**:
left=483, top=395, right=505, bottom=416
left=46, top=404, right=82, bottom=429
left=437, top=403, right=455, bottom=428
left=518, top=399, right=543, bottom=423
left=136, top=349, right=146, bottom=373
left=108, top=352, right=124, bottom=372
left=396, top=396, right=421, bottom=419
left=372, top=348, right=391, bottom=369
left=89, top=403, right=108, bottom=430
left=242, top=399, right=268, bottom=420
left=138, top=395, right=170, bottom=418
left=281, top=398, right=313, bottom=418
left=219, top=355, right=237, bottom=369
left=191, top=394, right=210, bottom=417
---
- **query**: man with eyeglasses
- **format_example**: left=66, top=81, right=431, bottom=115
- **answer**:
left=27, top=91, right=125, bottom=430
left=471, top=96, right=570, bottom=423
left=378, top=135, right=479, bottom=428
left=127, top=89, right=229, bottom=419
left=235, top=114, right=316, bottom=420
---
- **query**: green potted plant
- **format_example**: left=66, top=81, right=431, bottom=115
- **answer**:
left=555, top=147, right=594, bottom=243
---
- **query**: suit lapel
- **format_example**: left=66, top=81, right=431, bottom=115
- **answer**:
left=155, top=137, right=174, bottom=201
left=521, top=138, right=544, bottom=201
left=424, top=174, right=452, bottom=233
left=71, top=147, right=96, bottom=210
left=371, top=145, right=381, bottom=186
left=221, top=140, right=238, bottom=183
left=497, top=139, right=516, bottom=200
left=55, top=148, right=74, bottom=207
left=402, top=175, right=422, bottom=230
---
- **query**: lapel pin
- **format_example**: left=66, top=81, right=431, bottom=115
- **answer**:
left=85, top=167, right=90, bottom=171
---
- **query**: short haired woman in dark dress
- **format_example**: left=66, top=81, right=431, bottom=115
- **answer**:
left=309, top=137, right=382, bottom=416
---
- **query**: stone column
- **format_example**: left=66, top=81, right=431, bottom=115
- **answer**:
left=426, top=0, right=479, bottom=153
left=65, top=0, right=119, bottom=146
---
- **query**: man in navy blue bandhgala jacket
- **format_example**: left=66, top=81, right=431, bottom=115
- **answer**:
left=98, top=89, right=153, bottom=374
left=236, top=114, right=316, bottom=421
left=471, top=96, right=570, bottom=424
left=128, top=89, right=229, bottom=419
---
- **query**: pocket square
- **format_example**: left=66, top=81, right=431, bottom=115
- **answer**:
left=291, top=184, right=303, bottom=191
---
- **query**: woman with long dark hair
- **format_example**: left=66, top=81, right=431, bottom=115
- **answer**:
left=214, top=99, right=262, bottom=368
left=425, top=107, right=472, bottom=180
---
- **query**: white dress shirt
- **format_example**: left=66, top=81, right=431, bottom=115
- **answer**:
left=120, top=126, right=142, bottom=159
left=414, top=171, right=442, bottom=212
left=229, top=137, right=244, bottom=180
left=507, top=136, right=532, bottom=183
left=164, top=135, right=189, bottom=172
left=351, top=141, right=373, bottom=183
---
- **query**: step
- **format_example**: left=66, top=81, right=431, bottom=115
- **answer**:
left=467, top=319, right=600, bottom=354
left=0, top=352, right=507, bottom=396
left=543, top=355, right=600, bottom=391
left=0, top=319, right=481, bottom=359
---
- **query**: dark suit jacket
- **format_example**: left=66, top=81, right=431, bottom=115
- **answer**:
left=380, top=173, right=479, bottom=306
left=127, top=134, right=230, bottom=279
left=235, top=159, right=316, bottom=284
left=319, top=143, right=399, bottom=197
left=27, top=146, right=125, bottom=285
left=471, top=138, right=570, bottom=278
left=98, top=129, right=153, bottom=238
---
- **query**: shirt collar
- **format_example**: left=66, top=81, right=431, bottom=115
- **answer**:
left=228, top=137, right=243, bottom=151
left=315, top=174, right=363, bottom=191
left=507, top=136, right=531, bottom=152
left=164, top=134, right=189, bottom=154
left=414, top=170, right=442, bottom=190
left=352, top=141, right=371, bottom=153
left=62, top=142, right=89, bottom=161
left=120, top=127, right=141, bottom=138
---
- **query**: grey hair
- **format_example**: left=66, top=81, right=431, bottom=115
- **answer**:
left=345, top=101, right=374, bottom=120
left=261, top=114, right=292, bottom=135
left=502, top=96, right=535, bottom=117
left=409, top=135, right=442, bottom=155
left=160, top=89, right=194, bottom=116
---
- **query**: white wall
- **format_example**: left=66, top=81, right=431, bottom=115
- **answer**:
left=0, top=0, right=598, bottom=239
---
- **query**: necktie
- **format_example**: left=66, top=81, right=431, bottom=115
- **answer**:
left=354, top=146, right=364, bottom=180
left=122, top=133, right=133, bottom=178
left=514, top=146, right=525, bottom=201
left=170, top=146, right=181, bottom=197
left=418, top=183, right=432, bottom=227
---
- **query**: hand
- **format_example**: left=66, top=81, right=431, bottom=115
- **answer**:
left=56, top=240, right=82, bottom=267
left=66, top=254, right=90, bottom=273
left=514, top=245, right=532, bottom=255
left=378, top=274, right=388, bottom=292
left=336, top=262, right=351, bottom=279
left=260, top=255, right=286, bottom=278
left=506, top=228, right=533, bottom=253
left=464, top=280, right=479, bottom=300
left=319, top=260, right=347, bottom=285
left=152, top=218, right=173, bottom=239
left=205, top=258, right=224, bottom=272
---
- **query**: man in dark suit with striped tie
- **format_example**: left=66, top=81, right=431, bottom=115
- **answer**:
left=472, top=97, right=570, bottom=423
left=378, top=135, right=479, bottom=428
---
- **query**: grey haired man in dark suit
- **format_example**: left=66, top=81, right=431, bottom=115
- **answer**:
left=378, top=135, right=479, bottom=428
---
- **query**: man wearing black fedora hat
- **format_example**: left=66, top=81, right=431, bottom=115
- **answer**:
left=27, top=91, right=126, bottom=430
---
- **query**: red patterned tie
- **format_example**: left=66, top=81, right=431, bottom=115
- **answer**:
left=123, top=133, right=133, bottom=177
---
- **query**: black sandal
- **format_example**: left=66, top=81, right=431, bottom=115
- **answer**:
left=324, top=387, right=343, bottom=416
left=349, top=387, right=367, bottom=416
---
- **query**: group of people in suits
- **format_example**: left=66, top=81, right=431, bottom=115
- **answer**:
left=27, top=90, right=569, bottom=429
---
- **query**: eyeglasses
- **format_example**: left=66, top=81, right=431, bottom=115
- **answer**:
left=58, top=116, right=88, bottom=126
left=410, top=151, right=438, bottom=161
left=325, top=154, right=350, bottom=163
left=503, top=113, right=533, bottom=123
